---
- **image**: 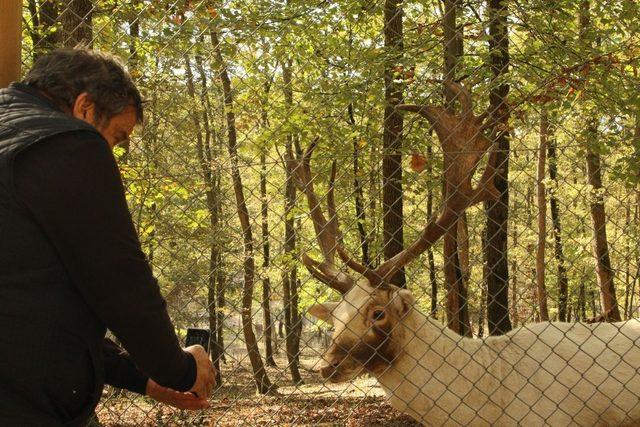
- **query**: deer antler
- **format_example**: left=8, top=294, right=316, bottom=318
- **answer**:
left=290, top=139, right=360, bottom=294
left=370, top=81, right=500, bottom=284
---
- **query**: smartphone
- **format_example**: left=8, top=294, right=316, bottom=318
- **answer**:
left=185, top=328, right=210, bottom=353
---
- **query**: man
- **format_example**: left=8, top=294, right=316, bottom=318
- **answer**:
left=0, top=48, right=216, bottom=426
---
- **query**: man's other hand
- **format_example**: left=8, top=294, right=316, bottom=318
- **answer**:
left=184, top=344, right=216, bottom=398
left=145, top=379, right=210, bottom=410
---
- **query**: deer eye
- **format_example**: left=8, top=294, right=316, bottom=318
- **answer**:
left=371, top=309, right=386, bottom=322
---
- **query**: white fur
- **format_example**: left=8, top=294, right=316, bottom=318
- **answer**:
left=317, top=284, right=640, bottom=426
left=379, top=308, right=640, bottom=426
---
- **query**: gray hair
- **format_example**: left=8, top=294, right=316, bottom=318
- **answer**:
left=23, top=48, right=143, bottom=125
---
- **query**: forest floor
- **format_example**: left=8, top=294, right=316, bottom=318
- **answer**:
left=96, top=337, right=420, bottom=426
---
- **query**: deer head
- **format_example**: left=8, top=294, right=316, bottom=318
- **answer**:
left=293, top=81, right=500, bottom=382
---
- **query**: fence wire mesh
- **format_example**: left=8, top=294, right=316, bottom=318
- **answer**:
left=17, top=0, right=640, bottom=425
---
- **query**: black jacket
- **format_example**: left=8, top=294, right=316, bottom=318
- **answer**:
left=0, top=83, right=194, bottom=426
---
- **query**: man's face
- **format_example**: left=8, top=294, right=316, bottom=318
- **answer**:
left=72, top=92, right=138, bottom=149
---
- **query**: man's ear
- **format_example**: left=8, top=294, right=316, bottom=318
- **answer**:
left=72, top=92, right=96, bottom=123
left=308, top=302, right=338, bottom=324
left=392, top=289, right=415, bottom=317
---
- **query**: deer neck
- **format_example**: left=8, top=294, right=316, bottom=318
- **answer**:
left=374, top=307, right=486, bottom=421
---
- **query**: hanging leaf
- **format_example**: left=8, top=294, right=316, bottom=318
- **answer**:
left=410, top=152, right=427, bottom=173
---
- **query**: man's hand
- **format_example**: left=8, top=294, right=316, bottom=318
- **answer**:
left=184, top=344, right=216, bottom=399
left=145, top=379, right=210, bottom=410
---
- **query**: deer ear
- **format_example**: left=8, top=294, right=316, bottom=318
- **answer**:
left=309, top=302, right=338, bottom=324
left=393, top=289, right=415, bottom=316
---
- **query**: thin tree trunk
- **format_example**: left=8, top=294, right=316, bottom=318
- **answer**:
left=210, top=28, right=272, bottom=394
left=260, top=81, right=276, bottom=365
left=485, top=0, right=512, bottom=335
left=548, top=125, right=569, bottom=321
left=536, top=109, right=550, bottom=321
left=185, top=55, right=222, bottom=385
left=426, top=140, right=438, bottom=317
left=441, top=0, right=471, bottom=336
left=282, top=60, right=303, bottom=384
left=382, top=0, right=405, bottom=287
left=579, top=0, right=621, bottom=322
left=510, top=224, right=518, bottom=327
left=348, top=103, right=371, bottom=266
left=61, top=0, right=93, bottom=48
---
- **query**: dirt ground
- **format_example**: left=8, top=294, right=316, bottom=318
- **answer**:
left=96, top=340, right=420, bottom=426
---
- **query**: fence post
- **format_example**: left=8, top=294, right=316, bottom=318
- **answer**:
left=0, top=0, right=22, bottom=87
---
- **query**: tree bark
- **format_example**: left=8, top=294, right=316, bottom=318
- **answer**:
left=547, top=125, right=569, bottom=321
left=210, top=28, right=272, bottom=394
left=61, top=0, right=94, bottom=48
left=536, top=109, right=550, bottom=321
left=442, top=0, right=471, bottom=337
left=185, top=55, right=222, bottom=385
left=260, top=76, right=276, bottom=366
left=282, top=60, right=303, bottom=384
left=579, top=1, right=621, bottom=322
left=426, top=140, right=438, bottom=318
left=348, top=103, right=371, bottom=267
left=485, top=0, right=512, bottom=335
left=382, top=0, right=405, bottom=287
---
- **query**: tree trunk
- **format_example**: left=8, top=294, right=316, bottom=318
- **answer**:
left=382, top=0, right=405, bottom=287
left=348, top=103, right=371, bottom=266
left=536, top=109, right=550, bottom=321
left=441, top=0, right=471, bottom=337
left=579, top=1, right=621, bottom=322
left=547, top=124, right=569, bottom=321
left=210, top=28, right=272, bottom=394
left=260, top=81, right=276, bottom=365
left=426, top=140, right=438, bottom=317
left=282, top=60, right=303, bottom=384
left=585, top=146, right=621, bottom=321
left=61, top=0, right=93, bottom=48
left=485, top=0, right=512, bottom=335
left=185, top=55, right=222, bottom=385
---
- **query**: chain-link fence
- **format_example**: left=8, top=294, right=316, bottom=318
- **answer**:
left=17, top=0, right=640, bottom=425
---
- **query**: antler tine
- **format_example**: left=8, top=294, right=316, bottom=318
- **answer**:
left=443, top=80, right=473, bottom=118
left=373, top=82, right=501, bottom=284
left=302, top=254, right=354, bottom=294
left=295, top=139, right=358, bottom=294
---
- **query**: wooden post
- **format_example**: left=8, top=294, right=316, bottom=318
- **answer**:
left=0, top=0, right=22, bottom=87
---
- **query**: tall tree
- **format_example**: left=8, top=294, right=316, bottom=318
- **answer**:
left=441, top=0, right=471, bottom=337
left=579, top=0, right=621, bottom=322
left=485, top=0, right=512, bottom=335
left=184, top=54, right=222, bottom=385
left=382, top=0, right=405, bottom=287
left=547, top=122, right=570, bottom=321
left=210, top=27, right=273, bottom=394
left=260, top=73, right=276, bottom=367
left=282, top=59, right=303, bottom=384
left=536, top=109, right=550, bottom=321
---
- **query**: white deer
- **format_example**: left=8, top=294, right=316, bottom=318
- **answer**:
left=291, top=82, right=640, bottom=426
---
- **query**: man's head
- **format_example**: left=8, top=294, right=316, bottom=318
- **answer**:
left=22, top=48, right=143, bottom=148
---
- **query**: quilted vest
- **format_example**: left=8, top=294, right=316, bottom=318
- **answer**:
left=0, top=83, right=106, bottom=426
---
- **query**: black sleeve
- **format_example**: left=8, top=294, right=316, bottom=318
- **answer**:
left=103, top=338, right=148, bottom=395
left=13, top=131, right=196, bottom=392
